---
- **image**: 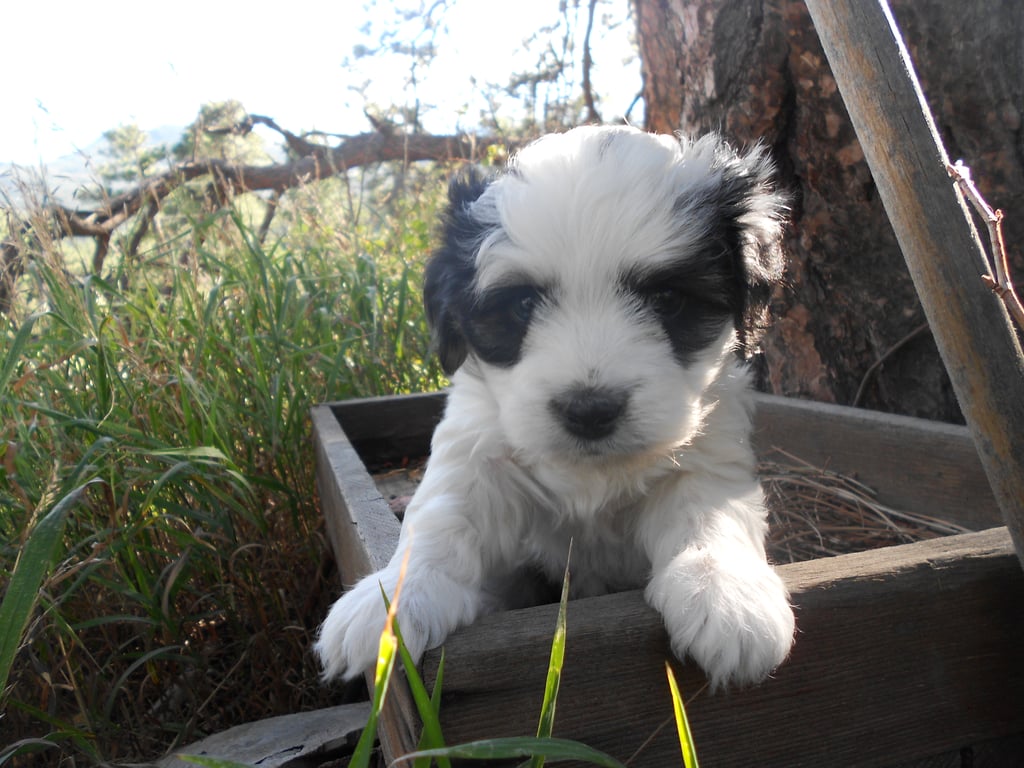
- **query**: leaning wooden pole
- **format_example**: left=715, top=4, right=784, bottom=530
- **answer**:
left=802, top=0, right=1024, bottom=566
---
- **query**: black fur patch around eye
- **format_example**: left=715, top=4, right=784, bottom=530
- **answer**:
left=462, top=284, right=546, bottom=367
left=622, top=258, right=733, bottom=365
left=670, top=145, right=787, bottom=355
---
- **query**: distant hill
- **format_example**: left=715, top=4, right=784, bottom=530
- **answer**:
left=0, top=125, right=185, bottom=208
left=1, top=124, right=291, bottom=210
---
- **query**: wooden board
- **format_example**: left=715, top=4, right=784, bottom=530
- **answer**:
left=421, top=528, right=1024, bottom=768
left=752, top=394, right=1000, bottom=530
left=323, top=391, right=1003, bottom=530
left=311, top=404, right=418, bottom=760
left=313, top=393, right=1019, bottom=766
left=312, top=404, right=401, bottom=577
left=158, top=702, right=370, bottom=768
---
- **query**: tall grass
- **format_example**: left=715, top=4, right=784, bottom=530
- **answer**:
left=0, top=167, right=448, bottom=764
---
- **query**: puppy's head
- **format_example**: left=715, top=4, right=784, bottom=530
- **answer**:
left=425, top=125, right=787, bottom=464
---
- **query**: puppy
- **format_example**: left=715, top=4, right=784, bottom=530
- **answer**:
left=316, top=125, right=794, bottom=689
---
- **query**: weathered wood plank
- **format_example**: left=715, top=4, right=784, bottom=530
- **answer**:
left=315, top=393, right=1012, bottom=766
left=326, top=392, right=1002, bottom=532
left=421, top=528, right=1024, bottom=768
left=887, top=733, right=1024, bottom=768
left=328, top=392, right=445, bottom=465
left=157, top=702, right=370, bottom=768
left=753, top=394, right=1000, bottom=530
left=311, top=404, right=420, bottom=758
left=802, top=0, right=1024, bottom=564
left=313, top=404, right=401, bottom=577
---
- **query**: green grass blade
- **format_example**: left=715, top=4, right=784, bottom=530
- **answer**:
left=0, top=738, right=60, bottom=766
left=0, top=482, right=94, bottom=699
left=382, top=588, right=451, bottom=768
left=429, top=647, right=445, bottom=715
left=349, top=626, right=399, bottom=768
left=396, top=736, right=627, bottom=767
left=531, top=543, right=572, bottom=768
left=0, top=312, right=41, bottom=393
left=665, top=662, right=700, bottom=768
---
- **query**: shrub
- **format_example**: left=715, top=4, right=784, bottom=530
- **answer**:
left=0, top=164, right=449, bottom=764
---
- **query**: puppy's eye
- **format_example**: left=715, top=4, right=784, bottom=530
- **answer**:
left=643, top=286, right=690, bottom=319
left=475, top=285, right=542, bottom=326
left=509, top=289, right=538, bottom=324
left=465, top=284, right=545, bottom=368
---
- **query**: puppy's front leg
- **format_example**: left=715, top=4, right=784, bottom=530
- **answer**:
left=315, top=497, right=488, bottom=682
left=642, top=485, right=795, bottom=690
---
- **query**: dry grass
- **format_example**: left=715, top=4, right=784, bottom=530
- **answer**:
left=763, top=449, right=970, bottom=564
left=6, top=516, right=339, bottom=763
left=0, top=168, right=448, bottom=766
left=375, top=451, right=966, bottom=567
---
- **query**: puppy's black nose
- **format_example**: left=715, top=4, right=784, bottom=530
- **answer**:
left=549, top=386, right=628, bottom=441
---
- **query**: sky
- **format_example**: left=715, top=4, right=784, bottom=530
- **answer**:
left=3, top=0, right=639, bottom=166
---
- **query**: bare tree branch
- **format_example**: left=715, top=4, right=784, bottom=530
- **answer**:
left=948, top=161, right=1024, bottom=330
left=0, top=238, right=23, bottom=317
left=244, top=114, right=334, bottom=160
left=68, top=130, right=498, bottom=230
left=1, top=128, right=503, bottom=310
left=256, top=191, right=280, bottom=245
left=92, top=233, right=110, bottom=275
left=581, top=0, right=603, bottom=124
left=126, top=197, right=160, bottom=262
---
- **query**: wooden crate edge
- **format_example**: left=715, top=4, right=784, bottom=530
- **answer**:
left=421, top=527, right=1024, bottom=766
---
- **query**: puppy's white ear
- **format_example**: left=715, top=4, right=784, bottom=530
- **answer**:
left=424, top=172, right=494, bottom=375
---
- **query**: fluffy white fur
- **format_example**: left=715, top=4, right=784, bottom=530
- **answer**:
left=316, top=125, right=795, bottom=690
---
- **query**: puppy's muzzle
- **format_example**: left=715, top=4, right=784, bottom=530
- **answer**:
left=549, top=385, right=629, bottom=441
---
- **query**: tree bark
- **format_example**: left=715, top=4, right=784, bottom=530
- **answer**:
left=634, top=0, right=1024, bottom=422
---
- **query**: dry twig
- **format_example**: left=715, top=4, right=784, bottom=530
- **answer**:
left=947, top=160, right=1024, bottom=329
left=580, top=0, right=603, bottom=125
left=761, top=448, right=969, bottom=563
left=851, top=321, right=930, bottom=407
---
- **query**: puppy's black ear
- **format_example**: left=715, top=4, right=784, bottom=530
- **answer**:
left=729, top=146, right=788, bottom=355
left=682, top=139, right=788, bottom=356
left=424, top=170, right=494, bottom=375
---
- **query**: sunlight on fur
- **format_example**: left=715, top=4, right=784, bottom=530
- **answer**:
left=316, top=125, right=795, bottom=690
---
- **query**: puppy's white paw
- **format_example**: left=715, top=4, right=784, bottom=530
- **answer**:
left=315, top=564, right=482, bottom=682
left=646, top=548, right=795, bottom=689
left=315, top=571, right=430, bottom=682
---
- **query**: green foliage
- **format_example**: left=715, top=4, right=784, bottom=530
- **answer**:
left=0, top=159, right=448, bottom=764
left=393, top=549, right=627, bottom=768
left=346, top=582, right=403, bottom=768
left=384, top=589, right=450, bottom=768
left=666, top=662, right=700, bottom=768
left=406, top=737, right=628, bottom=766
left=532, top=550, right=572, bottom=768
left=96, top=124, right=168, bottom=191
left=0, top=478, right=94, bottom=700
left=172, top=101, right=271, bottom=164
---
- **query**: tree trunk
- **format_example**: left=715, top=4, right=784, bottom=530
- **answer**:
left=634, top=0, right=1024, bottom=422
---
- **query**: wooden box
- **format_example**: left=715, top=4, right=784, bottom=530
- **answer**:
left=311, top=392, right=1024, bottom=767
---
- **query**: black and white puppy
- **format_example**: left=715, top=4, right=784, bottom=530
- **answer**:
left=316, top=125, right=794, bottom=689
